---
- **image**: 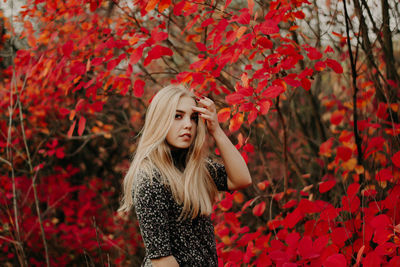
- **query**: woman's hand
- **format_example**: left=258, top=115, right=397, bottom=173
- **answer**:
left=193, top=96, right=252, bottom=191
left=192, top=96, right=222, bottom=137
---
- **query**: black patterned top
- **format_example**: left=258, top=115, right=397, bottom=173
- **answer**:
left=133, top=160, right=228, bottom=267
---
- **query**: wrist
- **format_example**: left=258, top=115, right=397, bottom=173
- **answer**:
left=211, top=126, right=225, bottom=140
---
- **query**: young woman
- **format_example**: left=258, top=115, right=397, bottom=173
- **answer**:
left=119, top=85, right=252, bottom=267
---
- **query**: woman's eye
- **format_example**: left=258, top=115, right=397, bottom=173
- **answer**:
left=175, top=114, right=182, bottom=119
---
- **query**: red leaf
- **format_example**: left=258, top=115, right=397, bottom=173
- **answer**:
left=259, top=100, right=270, bottom=115
left=347, top=183, right=360, bottom=198
left=330, top=110, right=344, bottom=125
left=130, top=46, right=144, bottom=65
left=260, top=19, right=279, bottom=35
left=319, top=180, right=336, bottom=193
left=67, top=120, right=76, bottom=137
left=376, top=102, right=388, bottom=120
left=392, top=151, right=400, bottom=168
left=282, top=199, right=297, bottom=209
left=314, top=60, right=326, bottom=71
left=285, top=232, right=300, bottom=248
left=90, top=0, right=102, bottom=11
left=224, top=0, right=232, bottom=9
left=252, top=201, right=266, bottom=216
left=91, top=57, right=104, bottom=66
left=78, top=116, right=86, bottom=136
left=305, top=46, right=322, bottom=60
left=75, top=98, right=86, bottom=112
left=388, top=256, right=400, bottom=266
left=299, top=67, right=314, bottom=79
left=336, top=146, right=352, bottom=161
left=326, top=58, right=343, bottom=73
left=62, top=40, right=74, bottom=58
left=375, top=168, right=393, bottom=181
left=217, top=107, right=231, bottom=123
left=342, top=195, right=360, bottom=213
left=55, top=147, right=65, bottom=159
left=236, top=9, right=251, bottom=25
left=59, top=108, right=70, bottom=117
left=182, top=14, right=200, bottom=33
left=324, top=253, right=347, bottom=267
left=324, top=45, right=334, bottom=53
left=133, top=79, right=145, bottom=98
left=220, top=193, right=233, bottom=211
left=107, top=58, right=118, bottom=71
left=144, top=45, right=173, bottom=66
left=313, top=235, right=329, bottom=253
left=363, top=251, right=382, bottom=267
left=283, top=207, right=303, bottom=228
left=173, top=1, right=185, bottom=16
left=298, top=236, right=318, bottom=259
left=195, top=42, right=207, bottom=52
left=225, top=93, right=244, bottom=104
left=262, top=85, right=284, bottom=98
left=370, top=214, right=391, bottom=229
left=248, top=109, right=257, bottom=124
left=319, top=137, right=334, bottom=157
left=301, top=78, right=311, bottom=91
left=257, top=37, right=273, bottom=49
left=331, top=227, right=349, bottom=247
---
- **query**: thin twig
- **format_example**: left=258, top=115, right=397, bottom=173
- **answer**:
left=17, top=94, right=50, bottom=266
left=343, top=0, right=364, bottom=183
left=275, top=97, right=289, bottom=196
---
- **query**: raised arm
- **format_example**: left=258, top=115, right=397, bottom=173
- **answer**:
left=193, top=97, right=252, bottom=190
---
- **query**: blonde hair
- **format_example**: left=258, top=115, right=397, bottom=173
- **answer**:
left=118, top=84, right=218, bottom=219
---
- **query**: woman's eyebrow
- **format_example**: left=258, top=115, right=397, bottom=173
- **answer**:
left=176, top=110, right=185, bottom=114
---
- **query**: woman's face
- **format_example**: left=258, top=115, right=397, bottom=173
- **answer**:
left=166, top=96, right=198, bottom=149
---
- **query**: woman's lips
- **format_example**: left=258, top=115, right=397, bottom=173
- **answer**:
left=180, top=133, right=191, bottom=139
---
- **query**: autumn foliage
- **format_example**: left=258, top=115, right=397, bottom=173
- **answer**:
left=0, top=0, right=399, bottom=266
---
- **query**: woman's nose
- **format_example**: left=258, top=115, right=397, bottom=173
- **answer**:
left=183, top=117, right=192, bottom=129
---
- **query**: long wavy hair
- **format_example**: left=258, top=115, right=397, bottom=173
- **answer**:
left=118, top=85, right=218, bottom=219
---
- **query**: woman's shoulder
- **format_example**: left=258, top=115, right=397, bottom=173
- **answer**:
left=205, top=157, right=225, bottom=172
left=135, top=164, right=163, bottom=186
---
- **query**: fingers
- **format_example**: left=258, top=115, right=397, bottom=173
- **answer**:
left=196, top=96, right=215, bottom=110
left=192, top=106, right=214, bottom=122
left=192, top=106, right=208, bottom=114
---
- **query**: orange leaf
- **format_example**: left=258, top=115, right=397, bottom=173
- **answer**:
left=217, top=107, right=231, bottom=123
left=67, top=120, right=76, bottom=138
left=78, top=116, right=86, bottom=136
left=247, top=0, right=254, bottom=15
left=229, top=113, right=244, bottom=132
left=158, top=0, right=171, bottom=12
left=319, top=137, right=334, bottom=157
left=145, top=0, right=160, bottom=12
left=236, top=26, right=247, bottom=39
left=355, top=245, right=365, bottom=267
